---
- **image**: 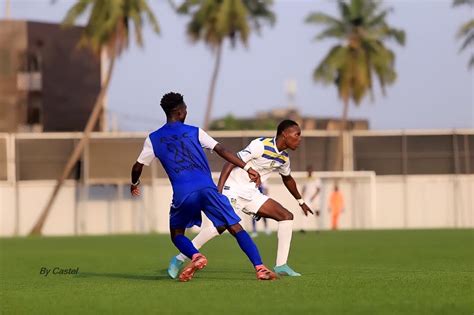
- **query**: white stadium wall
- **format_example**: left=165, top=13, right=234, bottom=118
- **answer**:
left=1, top=174, right=473, bottom=237
left=0, top=183, right=15, bottom=236
left=1, top=131, right=473, bottom=237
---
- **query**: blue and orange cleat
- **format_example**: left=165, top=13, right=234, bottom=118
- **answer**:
left=274, top=264, right=301, bottom=277
left=178, top=253, right=208, bottom=282
left=255, top=265, right=278, bottom=280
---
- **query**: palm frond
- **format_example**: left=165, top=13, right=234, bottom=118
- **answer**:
left=452, top=0, right=474, bottom=7
left=308, top=0, right=404, bottom=105
left=385, top=27, right=406, bottom=45
left=63, top=0, right=160, bottom=57
left=62, top=0, right=92, bottom=27
left=305, top=12, right=342, bottom=26
left=457, top=19, right=474, bottom=37
left=338, top=0, right=351, bottom=23
left=140, top=0, right=160, bottom=34
left=459, top=31, right=474, bottom=51
left=367, top=10, right=389, bottom=28
left=314, top=45, right=347, bottom=84
left=244, top=0, right=275, bottom=33
left=177, top=0, right=274, bottom=49
left=469, top=54, right=474, bottom=68
left=315, top=26, right=346, bottom=41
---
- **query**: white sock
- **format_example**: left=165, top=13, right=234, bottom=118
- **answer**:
left=175, top=226, right=220, bottom=262
left=276, top=220, right=293, bottom=267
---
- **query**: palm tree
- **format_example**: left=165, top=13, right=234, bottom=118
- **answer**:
left=30, top=0, right=159, bottom=235
left=453, top=0, right=474, bottom=69
left=306, top=0, right=405, bottom=170
left=174, top=0, right=275, bottom=130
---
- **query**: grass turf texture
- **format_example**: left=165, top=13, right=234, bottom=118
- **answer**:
left=1, top=230, right=473, bottom=314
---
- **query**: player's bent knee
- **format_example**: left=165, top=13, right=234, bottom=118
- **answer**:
left=227, top=223, right=243, bottom=235
left=216, top=226, right=226, bottom=234
left=283, top=211, right=294, bottom=221
left=170, top=228, right=185, bottom=240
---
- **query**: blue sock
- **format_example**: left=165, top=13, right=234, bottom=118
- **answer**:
left=172, top=234, right=199, bottom=259
left=234, top=230, right=263, bottom=267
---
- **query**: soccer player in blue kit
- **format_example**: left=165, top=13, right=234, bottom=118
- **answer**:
left=130, top=92, right=277, bottom=282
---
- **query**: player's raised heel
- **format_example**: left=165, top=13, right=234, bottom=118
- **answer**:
left=178, top=253, right=208, bottom=282
left=255, top=265, right=278, bottom=280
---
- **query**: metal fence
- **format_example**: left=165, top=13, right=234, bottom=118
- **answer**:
left=0, top=130, right=473, bottom=184
left=1, top=130, right=473, bottom=236
left=353, top=131, right=473, bottom=175
left=0, top=134, right=7, bottom=181
left=16, top=136, right=78, bottom=180
left=87, top=137, right=152, bottom=184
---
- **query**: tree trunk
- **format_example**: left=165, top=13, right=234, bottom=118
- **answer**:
left=29, top=51, right=116, bottom=235
left=334, top=98, right=349, bottom=171
left=203, top=43, right=223, bottom=130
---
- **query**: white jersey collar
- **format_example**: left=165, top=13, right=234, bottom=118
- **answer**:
left=272, top=137, right=283, bottom=154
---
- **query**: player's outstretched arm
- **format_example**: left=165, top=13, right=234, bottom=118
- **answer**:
left=217, top=162, right=236, bottom=193
left=213, top=144, right=246, bottom=168
left=213, top=144, right=261, bottom=188
left=130, top=161, right=143, bottom=196
left=281, top=174, right=314, bottom=216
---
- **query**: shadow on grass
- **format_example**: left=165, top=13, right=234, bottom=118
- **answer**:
left=76, top=268, right=279, bottom=282
left=76, top=269, right=169, bottom=281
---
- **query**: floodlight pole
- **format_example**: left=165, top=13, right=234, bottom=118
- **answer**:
left=4, top=0, right=11, bottom=20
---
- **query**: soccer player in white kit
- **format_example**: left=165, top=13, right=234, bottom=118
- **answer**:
left=168, top=120, right=314, bottom=277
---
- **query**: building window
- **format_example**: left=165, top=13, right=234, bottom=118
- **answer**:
left=17, top=50, right=42, bottom=91
left=27, top=93, right=42, bottom=126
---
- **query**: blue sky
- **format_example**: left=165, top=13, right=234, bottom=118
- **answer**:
left=3, top=0, right=473, bottom=131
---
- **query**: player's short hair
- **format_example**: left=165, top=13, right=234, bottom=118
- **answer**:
left=277, top=119, right=299, bottom=136
left=160, top=92, right=184, bottom=115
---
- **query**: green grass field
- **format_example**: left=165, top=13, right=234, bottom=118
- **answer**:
left=1, top=229, right=473, bottom=314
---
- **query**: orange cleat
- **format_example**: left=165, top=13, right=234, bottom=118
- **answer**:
left=255, top=265, right=278, bottom=280
left=178, top=253, right=208, bottom=282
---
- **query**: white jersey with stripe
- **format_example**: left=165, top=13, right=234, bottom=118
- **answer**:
left=225, top=137, right=291, bottom=199
left=302, top=177, right=322, bottom=208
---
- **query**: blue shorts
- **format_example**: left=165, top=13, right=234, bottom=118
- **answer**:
left=169, top=187, right=241, bottom=229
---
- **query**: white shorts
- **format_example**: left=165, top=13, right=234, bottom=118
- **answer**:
left=222, top=187, right=269, bottom=216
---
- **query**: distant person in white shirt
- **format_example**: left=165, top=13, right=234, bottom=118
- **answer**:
left=168, top=120, right=314, bottom=277
left=300, top=165, right=321, bottom=232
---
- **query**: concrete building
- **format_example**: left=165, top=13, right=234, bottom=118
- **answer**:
left=210, top=107, right=369, bottom=131
left=0, top=20, right=102, bottom=132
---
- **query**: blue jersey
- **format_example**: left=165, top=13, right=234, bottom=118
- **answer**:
left=148, top=122, right=216, bottom=205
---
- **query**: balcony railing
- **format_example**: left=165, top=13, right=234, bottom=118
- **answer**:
left=17, top=72, right=42, bottom=91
